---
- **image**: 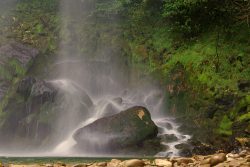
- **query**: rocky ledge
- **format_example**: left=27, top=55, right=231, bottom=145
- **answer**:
left=3, top=149, right=250, bottom=167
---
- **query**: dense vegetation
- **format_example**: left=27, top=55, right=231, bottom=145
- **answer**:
left=96, top=0, right=250, bottom=147
left=0, top=0, right=249, bottom=151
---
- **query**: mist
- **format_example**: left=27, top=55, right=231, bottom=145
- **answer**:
left=0, top=0, right=190, bottom=157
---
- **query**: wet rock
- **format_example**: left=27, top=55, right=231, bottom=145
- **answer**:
left=140, top=137, right=164, bottom=154
left=191, top=140, right=216, bottom=155
left=30, top=80, right=57, bottom=103
left=122, top=159, right=144, bottom=167
left=175, top=143, right=192, bottom=157
left=17, top=77, right=36, bottom=98
left=74, top=106, right=158, bottom=153
left=165, top=122, right=173, bottom=130
left=154, top=159, right=172, bottom=167
left=160, top=134, right=178, bottom=142
left=210, top=153, right=226, bottom=166
left=112, top=97, right=122, bottom=104
left=101, top=103, right=119, bottom=117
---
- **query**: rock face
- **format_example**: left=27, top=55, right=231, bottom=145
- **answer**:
left=30, top=79, right=57, bottom=103
left=17, top=77, right=36, bottom=98
left=0, top=42, right=39, bottom=101
left=73, top=106, right=158, bottom=153
left=1, top=77, right=94, bottom=147
left=0, top=42, right=39, bottom=65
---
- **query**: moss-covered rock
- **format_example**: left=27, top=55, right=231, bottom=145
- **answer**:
left=73, top=106, right=159, bottom=154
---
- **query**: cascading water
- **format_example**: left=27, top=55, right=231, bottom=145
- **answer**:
left=50, top=81, right=191, bottom=157
left=0, top=0, right=191, bottom=157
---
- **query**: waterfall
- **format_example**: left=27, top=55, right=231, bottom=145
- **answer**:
left=0, top=0, right=191, bottom=157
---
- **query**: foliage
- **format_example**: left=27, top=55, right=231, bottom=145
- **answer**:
left=17, top=0, right=59, bottom=12
left=13, top=0, right=59, bottom=52
left=218, top=115, right=232, bottom=136
left=162, top=0, right=250, bottom=35
left=9, top=59, right=26, bottom=76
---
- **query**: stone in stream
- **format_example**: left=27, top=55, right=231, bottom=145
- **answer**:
left=73, top=106, right=158, bottom=154
left=160, top=134, right=178, bottom=142
left=165, top=122, right=173, bottom=130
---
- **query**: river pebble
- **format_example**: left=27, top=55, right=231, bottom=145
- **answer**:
left=209, top=153, right=226, bottom=166
left=122, top=159, right=144, bottom=167
left=154, top=159, right=172, bottom=167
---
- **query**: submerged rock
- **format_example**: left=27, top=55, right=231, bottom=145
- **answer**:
left=160, top=134, right=178, bottom=142
left=73, top=106, right=158, bottom=153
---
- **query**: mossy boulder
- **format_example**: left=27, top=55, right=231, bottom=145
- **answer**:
left=73, top=106, right=158, bottom=153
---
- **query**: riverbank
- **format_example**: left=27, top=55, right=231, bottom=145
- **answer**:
left=1, top=149, right=249, bottom=167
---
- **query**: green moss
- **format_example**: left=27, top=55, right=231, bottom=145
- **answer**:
left=229, top=95, right=250, bottom=120
left=0, top=66, right=12, bottom=81
left=237, top=112, right=250, bottom=122
left=218, top=115, right=233, bottom=136
left=9, top=59, right=26, bottom=76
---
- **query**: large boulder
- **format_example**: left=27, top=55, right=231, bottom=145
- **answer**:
left=73, top=106, right=158, bottom=153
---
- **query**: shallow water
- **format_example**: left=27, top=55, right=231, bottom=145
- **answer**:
left=0, top=157, right=154, bottom=164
